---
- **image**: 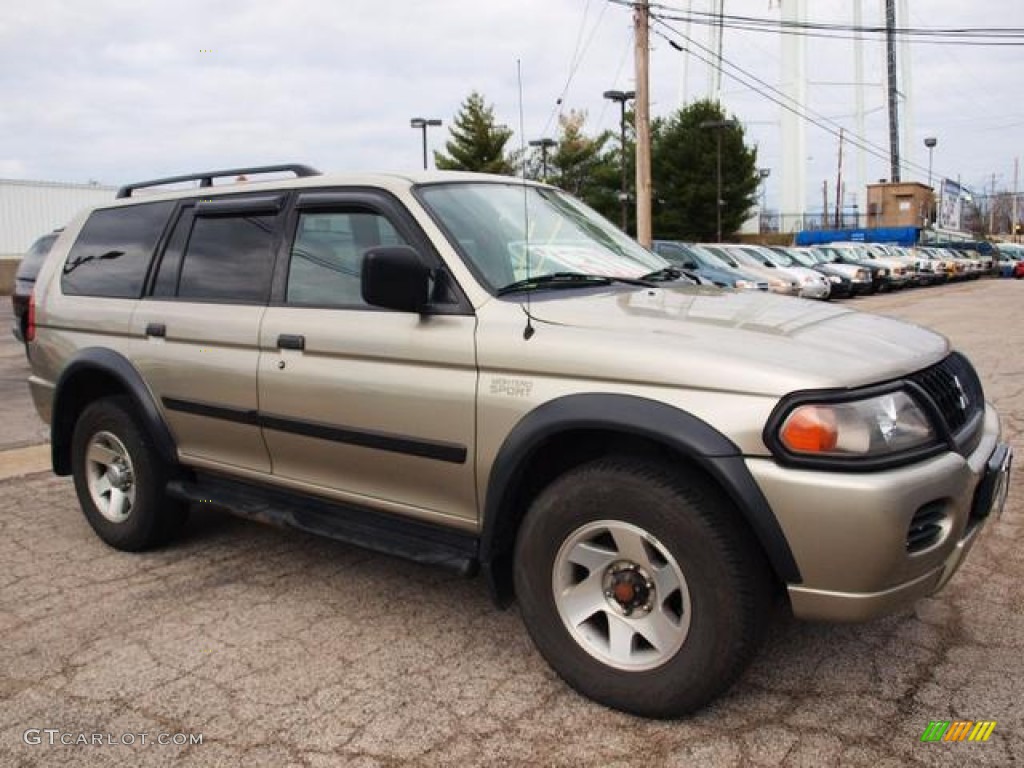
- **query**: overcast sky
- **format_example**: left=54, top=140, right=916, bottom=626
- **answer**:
left=2, top=0, right=1022, bottom=212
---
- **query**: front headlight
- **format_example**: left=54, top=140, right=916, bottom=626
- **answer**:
left=828, top=275, right=842, bottom=284
left=734, top=279, right=755, bottom=290
left=880, top=268, right=890, bottom=277
left=773, top=390, right=937, bottom=461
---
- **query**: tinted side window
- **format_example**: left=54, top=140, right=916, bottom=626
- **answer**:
left=177, top=214, right=276, bottom=303
left=151, top=208, right=194, bottom=298
left=62, top=202, right=174, bottom=298
left=16, top=232, right=59, bottom=281
left=286, top=211, right=408, bottom=307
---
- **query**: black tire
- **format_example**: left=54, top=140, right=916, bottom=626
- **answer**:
left=514, top=456, right=774, bottom=718
left=71, top=396, right=187, bottom=551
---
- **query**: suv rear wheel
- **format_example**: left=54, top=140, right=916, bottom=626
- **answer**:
left=71, top=396, right=187, bottom=551
left=514, top=456, right=773, bottom=718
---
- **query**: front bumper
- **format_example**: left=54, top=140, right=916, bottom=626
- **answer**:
left=746, top=405, right=1009, bottom=622
left=798, top=282, right=831, bottom=300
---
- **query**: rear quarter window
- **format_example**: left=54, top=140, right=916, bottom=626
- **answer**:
left=61, top=202, right=174, bottom=298
left=16, top=232, right=59, bottom=281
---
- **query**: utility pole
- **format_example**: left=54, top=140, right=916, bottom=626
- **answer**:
left=834, top=128, right=845, bottom=228
left=1014, top=157, right=1020, bottom=242
left=884, top=0, right=901, bottom=182
left=635, top=0, right=653, bottom=247
left=711, top=0, right=725, bottom=103
left=990, top=173, right=997, bottom=235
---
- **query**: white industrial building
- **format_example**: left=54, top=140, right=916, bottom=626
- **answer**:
left=0, top=179, right=116, bottom=260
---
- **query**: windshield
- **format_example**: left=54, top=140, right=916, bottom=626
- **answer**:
left=759, top=247, right=795, bottom=267
left=784, top=249, right=815, bottom=268
left=700, top=244, right=742, bottom=270
left=729, top=247, right=768, bottom=268
left=689, top=244, right=732, bottom=271
left=417, top=182, right=665, bottom=293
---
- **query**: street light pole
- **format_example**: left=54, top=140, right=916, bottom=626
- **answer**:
left=528, top=138, right=557, bottom=182
left=603, top=89, right=636, bottom=233
left=924, top=136, right=937, bottom=189
left=700, top=119, right=738, bottom=242
left=924, top=136, right=937, bottom=227
left=410, top=117, right=442, bottom=170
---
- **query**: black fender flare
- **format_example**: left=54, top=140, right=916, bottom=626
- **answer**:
left=480, top=393, right=801, bottom=601
left=51, top=348, right=178, bottom=475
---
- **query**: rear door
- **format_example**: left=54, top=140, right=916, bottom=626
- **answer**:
left=257, top=189, right=479, bottom=526
left=131, top=194, right=284, bottom=473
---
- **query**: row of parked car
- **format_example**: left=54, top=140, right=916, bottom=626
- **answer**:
left=11, top=226, right=1024, bottom=347
left=653, top=240, right=1024, bottom=301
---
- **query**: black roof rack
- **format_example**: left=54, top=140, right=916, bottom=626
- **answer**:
left=115, top=164, right=322, bottom=199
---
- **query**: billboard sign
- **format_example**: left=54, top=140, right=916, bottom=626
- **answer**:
left=938, top=179, right=965, bottom=231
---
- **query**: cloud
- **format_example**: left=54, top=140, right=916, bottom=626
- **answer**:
left=1, top=0, right=1021, bottom=209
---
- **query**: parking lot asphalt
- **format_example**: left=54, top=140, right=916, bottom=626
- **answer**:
left=0, top=283, right=1021, bottom=767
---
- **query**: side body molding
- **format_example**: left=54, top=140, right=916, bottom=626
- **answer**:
left=50, top=348, right=178, bottom=475
left=480, top=394, right=801, bottom=602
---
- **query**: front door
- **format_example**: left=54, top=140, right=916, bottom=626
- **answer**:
left=258, top=193, right=478, bottom=526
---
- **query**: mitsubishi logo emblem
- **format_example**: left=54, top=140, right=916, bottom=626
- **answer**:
left=953, top=375, right=969, bottom=412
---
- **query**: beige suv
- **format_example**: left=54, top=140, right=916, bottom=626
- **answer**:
left=27, top=165, right=1012, bottom=718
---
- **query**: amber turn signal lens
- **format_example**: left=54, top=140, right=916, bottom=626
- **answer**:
left=779, top=405, right=839, bottom=453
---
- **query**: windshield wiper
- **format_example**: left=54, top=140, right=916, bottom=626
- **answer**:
left=640, top=266, right=700, bottom=284
left=495, top=272, right=653, bottom=296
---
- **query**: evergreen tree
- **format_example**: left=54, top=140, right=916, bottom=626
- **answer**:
left=546, top=111, right=622, bottom=219
left=652, top=100, right=759, bottom=241
left=527, top=110, right=632, bottom=232
left=434, top=92, right=517, bottom=175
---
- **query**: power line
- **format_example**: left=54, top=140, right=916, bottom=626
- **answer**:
left=608, top=1, right=1024, bottom=46
left=542, top=0, right=611, bottom=137
left=651, top=17, right=947, bottom=182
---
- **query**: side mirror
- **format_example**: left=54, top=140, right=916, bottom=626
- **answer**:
left=361, top=246, right=431, bottom=313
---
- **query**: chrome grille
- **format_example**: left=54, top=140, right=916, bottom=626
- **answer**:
left=908, top=352, right=985, bottom=435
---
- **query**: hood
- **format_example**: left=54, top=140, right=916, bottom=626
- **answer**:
left=519, top=284, right=948, bottom=395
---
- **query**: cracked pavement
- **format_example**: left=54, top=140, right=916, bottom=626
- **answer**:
left=0, top=282, right=1021, bottom=767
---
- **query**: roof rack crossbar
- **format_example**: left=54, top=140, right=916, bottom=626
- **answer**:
left=115, top=164, right=322, bottom=199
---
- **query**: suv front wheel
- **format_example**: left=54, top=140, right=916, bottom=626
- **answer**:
left=514, top=457, right=773, bottom=718
left=71, top=396, right=187, bottom=551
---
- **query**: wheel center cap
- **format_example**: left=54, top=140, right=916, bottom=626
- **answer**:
left=108, top=464, right=130, bottom=490
left=603, top=561, right=654, bottom=617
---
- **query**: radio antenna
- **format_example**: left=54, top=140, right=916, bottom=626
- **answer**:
left=517, top=58, right=536, bottom=340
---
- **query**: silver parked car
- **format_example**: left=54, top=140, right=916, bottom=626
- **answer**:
left=698, top=243, right=799, bottom=296
left=716, top=244, right=831, bottom=300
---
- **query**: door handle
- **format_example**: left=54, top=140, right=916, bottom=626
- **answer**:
left=277, top=334, right=305, bottom=350
left=145, top=323, right=166, bottom=338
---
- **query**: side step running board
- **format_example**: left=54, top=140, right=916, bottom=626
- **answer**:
left=167, top=474, right=479, bottom=577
